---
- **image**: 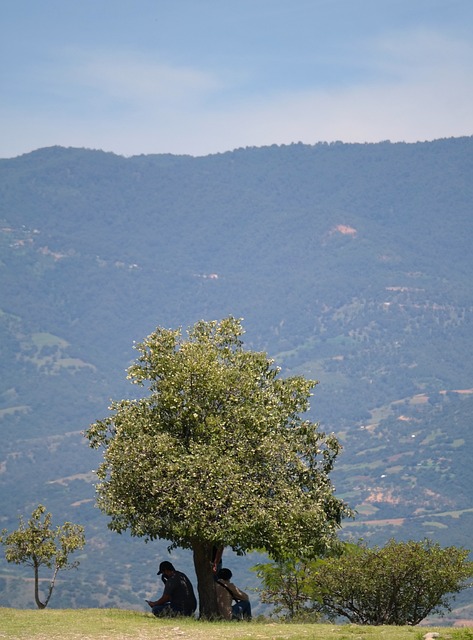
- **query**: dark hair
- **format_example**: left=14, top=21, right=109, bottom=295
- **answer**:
left=217, top=568, right=232, bottom=580
left=157, top=560, right=175, bottom=575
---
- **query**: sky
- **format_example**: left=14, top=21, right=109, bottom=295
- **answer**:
left=1, top=0, right=473, bottom=158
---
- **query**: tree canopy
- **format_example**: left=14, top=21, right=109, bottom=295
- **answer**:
left=85, top=317, right=352, bottom=617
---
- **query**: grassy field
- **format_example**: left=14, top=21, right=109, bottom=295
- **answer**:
left=1, top=609, right=473, bottom=640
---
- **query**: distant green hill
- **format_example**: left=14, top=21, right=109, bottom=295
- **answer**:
left=1, top=138, right=472, bottom=620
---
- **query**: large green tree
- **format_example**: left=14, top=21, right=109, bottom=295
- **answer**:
left=0, top=505, right=85, bottom=609
left=85, top=317, right=351, bottom=618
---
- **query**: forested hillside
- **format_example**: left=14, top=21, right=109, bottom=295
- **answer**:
left=1, top=138, right=472, bottom=621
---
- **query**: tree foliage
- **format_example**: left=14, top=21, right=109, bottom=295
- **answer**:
left=254, top=557, right=322, bottom=621
left=0, top=504, right=85, bottom=609
left=85, top=317, right=351, bottom=618
left=256, top=539, right=473, bottom=625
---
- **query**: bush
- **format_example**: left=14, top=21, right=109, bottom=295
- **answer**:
left=255, top=539, right=473, bottom=625
left=310, top=539, right=473, bottom=625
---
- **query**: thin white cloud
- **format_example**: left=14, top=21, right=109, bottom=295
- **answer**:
left=70, top=51, right=223, bottom=107
left=371, top=28, right=473, bottom=80
left=111, top=28, right=473, bottom=154
left=1, top=28, right=472, bottom=157
left=181, top=28, right=473, bottom=151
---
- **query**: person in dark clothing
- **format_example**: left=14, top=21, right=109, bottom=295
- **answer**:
left=146, top=561, right=197, bottom=617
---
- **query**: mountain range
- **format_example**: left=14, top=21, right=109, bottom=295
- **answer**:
left=1, top=137, right=472, bottom=622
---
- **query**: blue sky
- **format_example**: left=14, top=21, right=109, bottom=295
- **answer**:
left=1, top=0, right=472, bottom=158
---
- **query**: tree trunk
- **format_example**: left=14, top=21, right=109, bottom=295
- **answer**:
left=43, top=565, right=60, bottom=609
left=33, top=563, right=45, bottom=609
left=192, top=541, right=219, bottom=619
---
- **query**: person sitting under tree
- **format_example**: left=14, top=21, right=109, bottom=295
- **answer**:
left=146, top=561, right=197, bottom=617
left=215, top=567, right=252, bottom=620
